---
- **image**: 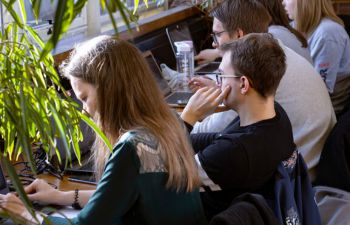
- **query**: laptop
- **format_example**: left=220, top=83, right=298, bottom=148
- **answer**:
left=0, top=164, right=9, bottom=195
left=0, top=163, right=79, bottom=223
left=165, top=22, right=220, bottom=75
left=53, top=91, right=94, bottom=173
left=143, top=51, right=193, bottom=106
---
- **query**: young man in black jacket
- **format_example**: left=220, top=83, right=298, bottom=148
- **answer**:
left=181, top=33, right=295, bottom=219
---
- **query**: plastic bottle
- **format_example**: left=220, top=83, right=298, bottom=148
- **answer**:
left=174, top=41, right=194, bottom=92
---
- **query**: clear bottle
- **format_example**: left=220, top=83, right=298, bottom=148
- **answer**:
left=175, top=41, right=194, bottom=92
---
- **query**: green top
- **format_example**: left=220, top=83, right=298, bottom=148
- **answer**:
left=45, top=130, right=207, bottom=225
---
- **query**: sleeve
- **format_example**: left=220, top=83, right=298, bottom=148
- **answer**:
left=190, top=116, right=240, bottom=153
left=194, top=136, right=250, bottom=190
left=312, top=38, right=345, bottom=93
left=45, top=141, right=140, bottom=225
left=190, top=132, right=219, bottom=153
left=184, top=120, right=194, bottom=133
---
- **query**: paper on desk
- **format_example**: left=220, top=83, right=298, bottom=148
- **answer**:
left=50, top=206, right=80, bottom=218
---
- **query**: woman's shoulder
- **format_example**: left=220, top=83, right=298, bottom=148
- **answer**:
left=118, top=129, right=159, bottom=148
left=117, top=129, right=167, bottom=173
left=312, top=18, right=347, bottom=40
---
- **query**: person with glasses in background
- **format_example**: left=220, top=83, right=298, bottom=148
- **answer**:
left=189, top=0, right=335, bottom=182
left=181, top=32, right=296, bottom=221
left=195, top=0, right=313, bottom=65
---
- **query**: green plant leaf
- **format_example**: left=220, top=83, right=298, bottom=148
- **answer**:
left=1, top=157, right=34, bottom=213
left=26, top=25, right=45, bottom=48
left=99, top=0, right=106, bottom=11
left=105, top=1, right=118, bottom=33
left=31, top=0, right=42, bottom=21
left=133, top=0, right=140, bottom=14
left=73, top=0, right=87, bottom=19
left=40, top=0, right=74, bottom=59
left=115, top=0, right=132, bottom=30
left=143, top=0, right=149, bottom=8
left=48, top=102, right=72, bottom=163
left=0, top=1, right=24, bottom=28
left=80, top=113, right=112, bottom=151
left=17, top=0, right=27, bottom=23
left=52, top=0, right=74, bottom=44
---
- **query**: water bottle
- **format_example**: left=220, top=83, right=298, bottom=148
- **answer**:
left=175, top=41, right=194, bottom=92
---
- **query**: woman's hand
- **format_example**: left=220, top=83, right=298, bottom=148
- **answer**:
left=194, top=49, right=220, bottom=65
left=189, top=76, right=217, bottom=92
left=0, top=193, right=39, bottom=225
left=25, top=179, right=63, bottom=205
left=181, top=85, right=230, bottom=126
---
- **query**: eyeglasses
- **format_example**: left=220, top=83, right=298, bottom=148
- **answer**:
left=211, top=30, right=227, bottom=46
left=215, top=74, right=242, bottom=85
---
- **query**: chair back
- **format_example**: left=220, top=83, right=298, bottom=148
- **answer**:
left=209, top=193, right=279, bottom=225
left=267, top=151, right=322, bottom=225
left=315, top=110, right=350, bottom=191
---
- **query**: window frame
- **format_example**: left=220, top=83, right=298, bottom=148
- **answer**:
left=3, top=0, right=173, bottom=53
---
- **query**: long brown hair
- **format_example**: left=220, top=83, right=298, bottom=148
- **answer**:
left=62, top=36, right=200, bottom=192
left=256, top=0, right=307, bottom=47
left=294, top=0, right=344, bottom=36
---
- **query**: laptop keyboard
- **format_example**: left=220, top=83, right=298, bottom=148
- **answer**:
left=166, top=92, right=193, bottom=105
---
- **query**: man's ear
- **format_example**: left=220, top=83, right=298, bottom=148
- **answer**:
left=240, top=76, right=250, bottom=95
left=237, top=29, right=245, bottom=39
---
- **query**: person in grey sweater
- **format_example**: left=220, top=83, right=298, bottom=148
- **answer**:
left=283, top=0, right=350, bottom=115
left=190, top=0, right=336, bottom=180
left=268, top=25, right=311, bottom=63
left=256, top=0, right=312, bottom=63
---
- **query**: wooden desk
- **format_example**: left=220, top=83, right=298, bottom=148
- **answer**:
left=37, top=174, right=96, bottom=192
left=9, top=160, right=96, bottom=192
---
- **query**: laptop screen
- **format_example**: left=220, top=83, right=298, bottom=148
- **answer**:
left=166, top=22, right=197, bottom=56
left=143, top=52, right=172, bottom=97
left=53, top=92, right=94, bottom=171
left=0, top=164, right=9, bottom=194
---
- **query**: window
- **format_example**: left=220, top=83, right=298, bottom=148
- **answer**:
left=99, top=0, right=166, bottom=30
left=2, top=0, right=169, bottom=53
left=21, top=0, right=87, bottom=42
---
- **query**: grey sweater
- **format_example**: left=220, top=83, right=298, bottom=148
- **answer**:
left=269, top=25, right=313, bottom=64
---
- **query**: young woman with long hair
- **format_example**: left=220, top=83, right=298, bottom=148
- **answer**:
left=283, top=0, right=350, bottom=115
left=0, top=36, right=207, bottom=225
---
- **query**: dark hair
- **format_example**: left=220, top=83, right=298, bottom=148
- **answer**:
left=211, top=0, right=271, bottom=35
left=220, top=33, right=286, bottom=98
left=256, top=0, right=308, bottom=47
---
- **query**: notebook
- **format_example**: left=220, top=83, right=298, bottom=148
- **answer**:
left=143, top=51, right=193, bottom=106
left=165, top=21, right=220, bottom=75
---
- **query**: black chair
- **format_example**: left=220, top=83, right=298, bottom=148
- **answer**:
left=315, top=109, right=350, bottom=192
left=209, top=193, right=279, bottom=225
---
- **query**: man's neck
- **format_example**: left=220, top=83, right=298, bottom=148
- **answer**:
left=236, top=96, right=276, bottom=127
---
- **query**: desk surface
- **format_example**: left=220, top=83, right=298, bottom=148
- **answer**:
left=37, top=174, right=96, bottom=191
left=10, top=159, right=96, bottom=192
left=173, top=104, right=228, bottom=113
